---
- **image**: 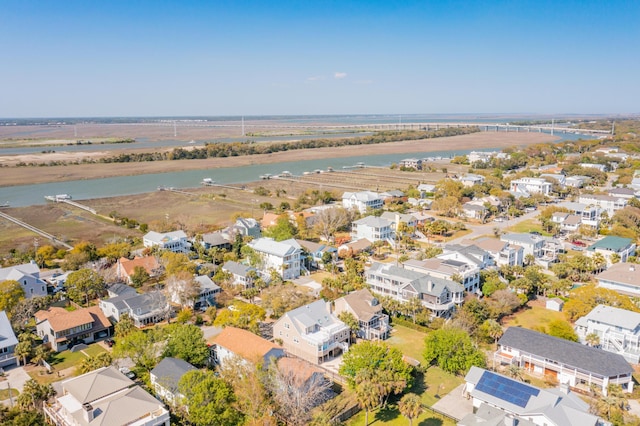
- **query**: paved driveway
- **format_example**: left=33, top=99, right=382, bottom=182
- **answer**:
left=0, top=364, right=31, bottom=406
left=431, top=383, right=474, bottom=421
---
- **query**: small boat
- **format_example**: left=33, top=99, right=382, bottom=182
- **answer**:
left=260, top=173, right=272, bottom=180
left=188, top=140, right=196, bottom=144
left=201, top=178, right=215, bottom=185
left=56, top=194, right=72, bottom=200
left=0, top=201, right=9, bottom=208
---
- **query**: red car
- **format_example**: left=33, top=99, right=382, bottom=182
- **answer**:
left=572, top=240, right=586, bottom=247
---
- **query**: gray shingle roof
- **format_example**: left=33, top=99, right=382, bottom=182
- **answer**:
left=498, top=327, right=632, bottom=377
left=151, top=357, right=197, bottom=393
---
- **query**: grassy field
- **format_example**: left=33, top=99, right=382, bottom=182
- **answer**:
left=387, top=324, right=428, bottom=362
left=503, top=218, right=545, bottom=234
left=502, top=302, right=567, bottom=331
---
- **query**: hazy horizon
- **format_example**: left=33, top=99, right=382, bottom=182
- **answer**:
left=3, top=0, right=639, bottom=117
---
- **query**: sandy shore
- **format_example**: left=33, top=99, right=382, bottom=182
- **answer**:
left=0, top=132, right=556, bottom=187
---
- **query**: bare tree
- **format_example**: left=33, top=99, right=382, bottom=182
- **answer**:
left=313, top=207, right=351, bottom=243
left=165, top=271, right=201, bottom=311
left=267, top=359, right=333, bottom=426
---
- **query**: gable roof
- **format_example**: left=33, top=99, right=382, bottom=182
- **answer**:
left=0, top=311, right=18, bottom=349
left=249, top=237, right=300, bottom=257
left=213, top=326, right=282, bottom=362
left=576, top=304, right=640, bottom=331
left=498, top=327, right=632, bottom=377
left=284, top=300, right=346, bottom=334
left=369, top=263, right=464, bottom=296
left=0, top=262, right=40, bottom=281
left=150, top=357, right=197, bottom=393
left=222, top=260, right=255, bottom=277
left=337, top=289, right=383, bottom=322
left=194, top=275, right=220, bottom=292
left=143, top=230, right=187, bottom=244
left=353, top=215, right=393, bottom=228
left=118, top=256, right=160, bottom=278
left=597, top=262, right=640, bottom=287
left=35, top=306, right=111, bottom=332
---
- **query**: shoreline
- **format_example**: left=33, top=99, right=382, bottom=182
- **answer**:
left=0, top=132, right=557, bottom=188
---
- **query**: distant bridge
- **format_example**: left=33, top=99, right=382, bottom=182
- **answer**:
left=66, top=121, right=612, bottom=137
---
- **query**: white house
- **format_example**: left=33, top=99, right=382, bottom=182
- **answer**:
left=143, top=230, right=191, bottom=253
left=472, top=238, right=524, bottom=267
left=404, top=257, right=480, bottom=293
left=248, top=237, right=302, bottom=280
left=334, top=289, right=391, bottom=340
left=461, top=366, right=606, bottom=426
left=168, top=274, right=220, bottom=310
left=578, top=194, right=627, bottom=216
left=509, top=177, right=552, bottom=196
left=0, top=261, right=48, bottom=298
left=596, top=263, right=640, bottom=297
left=586, top=236, right=636, bottom=266
left=575, top=304, right=640, bottom=364
left=43, top=366, right=170, bottom=426
left=99, top=290, right=170, bottom=328
left=0, top=311, right=18, bottom=367
left=222, top=261, right=257, bottom=288
left=351, top=215, right=394, bottom=243
left=399, top=158, right=422, bottom=170
left=342, top=191, right=383, bottom=213
left=459, top=173, right=485, bottom=187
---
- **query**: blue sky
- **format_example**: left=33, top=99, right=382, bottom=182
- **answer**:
left=2, top=0, right=639, bottom=117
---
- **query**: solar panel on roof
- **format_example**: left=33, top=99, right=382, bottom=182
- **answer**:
left=475, top=370, right=540, bottom=408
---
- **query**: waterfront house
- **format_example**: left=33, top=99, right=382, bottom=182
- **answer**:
left=150, top=357, right=197, bottom=407
left=461, top=366, right=606, bottom=426
left=495, top=327, right=633, bottom=395
left=143, top=230, right=191, bottom=253
left=399, top=158, right=422, bottom=170
left=273, top=300, right=350, bottom=365
left=575, top=304, right=640, bottom=363
left=35, top=306, right=111, bottom=352
left=334, top=289, right=390, bottom=340
left=0, top=260, right=48, bottom=299
left=227, top=217, right=261, bottom=238
left=43, top=366, right=170, bottom=426
left=0, top=311, right=18, bottom=367
left=509, top=177, right=552, bottom=196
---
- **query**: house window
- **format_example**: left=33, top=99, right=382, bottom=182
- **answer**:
left=284, top=323, right=290, bottom=329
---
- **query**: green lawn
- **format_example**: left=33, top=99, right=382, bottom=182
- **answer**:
left=387, top=324, right=428, bottom=363
left=47, top=343, right=106, bottom=370
left=503, top=219, right=548, bottom=235
left=0, top=387, right=19, bottom=400
left=503, top=304, right=567, bottom=331
left=345, top=323, right=462, bottom=426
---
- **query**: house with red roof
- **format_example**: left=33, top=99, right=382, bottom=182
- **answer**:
left=35, top=306, right=112, bottom=352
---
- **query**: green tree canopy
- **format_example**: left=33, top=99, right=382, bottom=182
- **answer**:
left=65, top=268, right=106, bottom=306
left=423, top=326, right=486, bottom=375
left=178, top=370, right=243, bottom=426
left=163, top=323, right=209, bottom=367
left=545, top=319, right=579, bottom=342
left=213, top=302, right=266, bottom=334
left=263, top=215, right=297, bottom=241
left=0, top=280, right=25, bottom=314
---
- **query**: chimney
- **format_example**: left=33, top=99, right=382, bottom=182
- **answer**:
left=427, top=280, right=433, bottom=292
left=559, top=382, right=570, bottom=395
left=82, top=403, right=94, bottom=422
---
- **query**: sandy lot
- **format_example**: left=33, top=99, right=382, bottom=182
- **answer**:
left=0, top=132, right=556, bottom=187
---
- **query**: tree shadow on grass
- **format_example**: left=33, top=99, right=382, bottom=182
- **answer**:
left=373, top=405, right=400, bottom=423
left=418, top=417, right=444, bottom=426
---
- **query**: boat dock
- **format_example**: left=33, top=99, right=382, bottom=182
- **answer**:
left=157, top=186, right=197, bottom=197
left=45, top=195, right=97, bottom=214
left=0, top=211, right=73, bottom=250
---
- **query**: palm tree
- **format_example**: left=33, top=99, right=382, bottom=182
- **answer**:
left=485, top=319, right=503, bottom=344
left=398, top=393, right=423, bottom=426
left=355, top=372, right=380, bottom=426
left=585, top=332, right=600, bottom=347
left=507, top=364, right=524, bottom=382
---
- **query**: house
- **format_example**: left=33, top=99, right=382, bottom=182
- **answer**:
left=596, top=263, right=640, bottom=297
left=261, top=212, right=281, bottom=229
left=276, top=357, right=333, bottom=406
left=116, top=256, right=161, bottom=284
left=459, top=173, right=485, bottom=187
left=99, top=290, right=170, bottom=328
left=143, top=230, right=191, bottom=253
left=273, top=300, right=350, bottom=364
left=417, top=183, right=436, bottom=198
left=342, top=191, right=383, bottom=213
left=380, top=211, right=418, bottom=230
left=380, top=189, right=405, bottom=201
left=557, top=201, right=601, bottom=228
left=248, top=238, right=302, bottom=280
left=0, top=311, right=18, bottom=367
left=404, top=257, right=480, bottom=293
left=578, top=194, right=627, bottom=216
left=565, top=175, right=589, bottom=188
left=43, top=366, right=170, bottom=426
left=334, top=289, right=390, bottom=340
left=337, top=238, right=372, bottom=258
left=212, top=326, right=285, bottom=368
left=509, top=177, right=552, bottom=196
left=608, top=187, right=637, bottom=200
left=439, top=243, right=493, bottom=271
left=399, top=158, right=422, bottom=170
left=468, top=151, right=500, bottom=164
left=351, top=215, right=394, bottom=243
left=552, top=212, right=582, bottom=232
left=580, top=163, right=607, bottom=172
left=586, top=236, right=636, bottom=265
left=35, top=306, right=111, bottom=352
left=500, top=233, right=544, bottom=259
left=461, top=202, right=487, bottom=220
left=222, top=260, right=257, bottom=288
left=575, top=304, right=640, bottom=364
left=0, top=261, right=48, bottom=298
left=472, top=238, right=524, bottom=267
left=228, top=217, right=261, bottom=238
left=546, top=298, right=564, bottom=312
left=295, top=239, right=337, bottom=270
left=495, top=327, right=634, bottom=394
left=461, top=366, right=606, bottom=426
left=365, top=262, right=464, bottom=318
left=150, top=357, right=197, bottom=407
left=200, top=231, right=232, bottom=251
left=540, top=173, right=566, bottom=187
left=169, top=275, right=220, bottom=310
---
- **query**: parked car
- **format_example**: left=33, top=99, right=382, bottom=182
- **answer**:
left=573, top=240, right=586, bottom=247
left=119, top=367, right=136, bottom=379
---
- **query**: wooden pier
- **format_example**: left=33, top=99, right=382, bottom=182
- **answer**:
left=0, top=211, right=73, bottom=250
